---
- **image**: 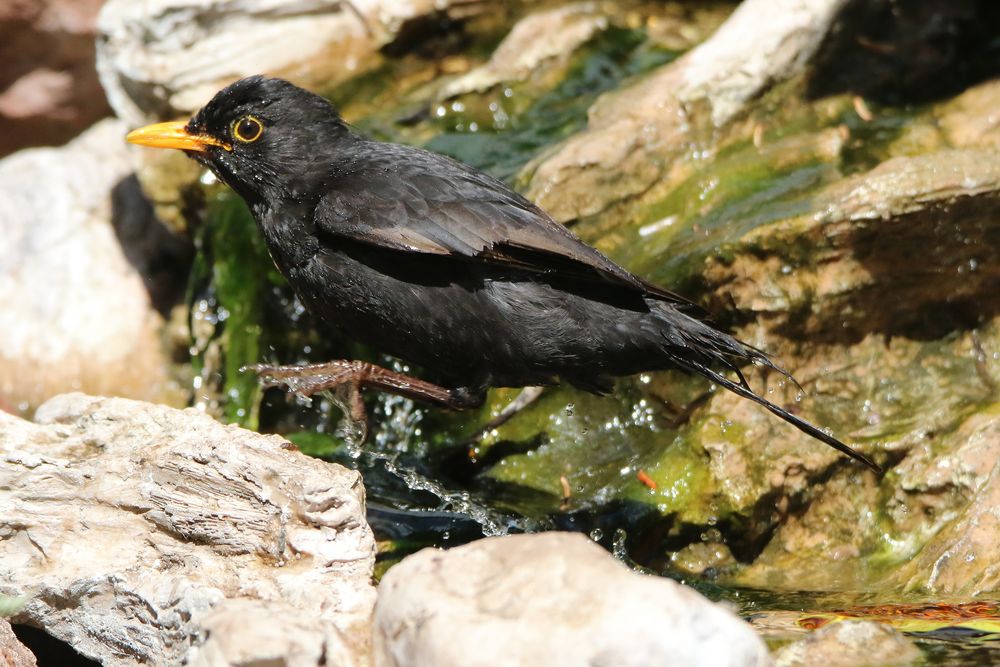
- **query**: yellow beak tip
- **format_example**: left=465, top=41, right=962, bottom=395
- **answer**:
left=125, top=120, right=229, bottom=152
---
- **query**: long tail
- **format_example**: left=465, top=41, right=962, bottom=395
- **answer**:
left=662, top=312, right=882, bottom=473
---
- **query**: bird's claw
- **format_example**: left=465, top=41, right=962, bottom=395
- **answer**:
left=240, top=363, right=343, bottom=397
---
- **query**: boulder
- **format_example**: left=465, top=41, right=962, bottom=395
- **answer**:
left=774, top=620, right=920, bottom=667
left=373, top=532, right=771, bottom=667
left=96, top=0, right=492, bottom=127
left=525, top=0, right=852, bottom=220
left=0, top=393, right=376, bottom=666
left=0, top=119, right=181, bottom=415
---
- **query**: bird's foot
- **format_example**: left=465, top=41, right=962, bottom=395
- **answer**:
left=242, top=360, right=472, bottom=410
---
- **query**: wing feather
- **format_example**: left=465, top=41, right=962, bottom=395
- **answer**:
left=315, top=143, right=697, bottom=308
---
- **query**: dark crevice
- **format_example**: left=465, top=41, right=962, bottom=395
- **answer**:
left=11, top=624, right=100, bottom=667
left=809, top=0, right=1000, bottom=104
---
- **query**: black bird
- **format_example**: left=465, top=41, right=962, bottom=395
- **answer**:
left=127, top=75, right=879, bottom=471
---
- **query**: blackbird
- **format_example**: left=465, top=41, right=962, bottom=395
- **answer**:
left=127, top=75, right=878, bottom=472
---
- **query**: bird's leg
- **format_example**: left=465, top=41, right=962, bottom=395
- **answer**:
left=243, top=360, right=475, bottom=409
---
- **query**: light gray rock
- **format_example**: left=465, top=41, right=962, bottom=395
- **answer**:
left=96, top=0, right=489, bottom=127
left=0, top=119, right=179, bottom=415
left=774, top=620, right=920, bottom=667
left=373, top=532, right=771, bottom=667
left=0, top=619, right=36, bottom=667
left=525, top=0, right=852, bottom=220
left=439, top=3, right=607, bottom=99
left=0, top=393, right=376, bottom=667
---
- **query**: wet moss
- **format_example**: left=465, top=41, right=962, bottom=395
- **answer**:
left=187, top=191, right=277, bottom=427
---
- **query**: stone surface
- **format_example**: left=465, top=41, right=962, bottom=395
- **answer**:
left=525, top=0, right=851, bottom=220
left=373, top=532, right=771, bottom=667
left=0, top=620, right=36, bottom=667
left=0, top=119, right=181, bottom=415
left=440, top=3, right=607, bottom=98
left=0, top=0, right=110, bottom=156
left=96, top=0, right=490, bottom=127
left=774, top=620, right=920, bottom=667
left=887, top=404, right=1000, bottom=596
left=704, top=147, right=1000, bottom=341
left=0, top=393, right=376, bottom=667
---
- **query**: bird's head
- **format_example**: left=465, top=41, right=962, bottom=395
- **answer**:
left=127, top=76, right=353, bottom=205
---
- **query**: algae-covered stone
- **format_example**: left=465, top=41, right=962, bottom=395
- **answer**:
left=774, top=620, right=920, bottom=667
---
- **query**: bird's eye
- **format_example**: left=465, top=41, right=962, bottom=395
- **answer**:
left=232, top=116, right=264, bottom=143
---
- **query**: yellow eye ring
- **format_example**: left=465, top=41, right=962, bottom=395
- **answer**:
left=233, top=115, right=264, bottom=143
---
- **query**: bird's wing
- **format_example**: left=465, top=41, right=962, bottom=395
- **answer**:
left=314, top=148, right=695, bottom=307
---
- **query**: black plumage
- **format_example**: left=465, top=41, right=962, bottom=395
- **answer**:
left=127, top=75, right=879, bottom=471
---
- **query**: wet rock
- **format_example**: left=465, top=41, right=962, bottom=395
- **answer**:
left=887, top=404, right=1000, bottom=595
left=440, top=3, right=608, bottom=98
left=373, top=532, right=771, bottom=667
left=0, top=620, right=36, bottom=667
left=937, top=78, right=1000, bottom=149
left=670, top=540, right=737, bottom=577
left=96, top=0, right=490, bottom=127
left=0, top=119, right=182, bottom=415
left=0, top=0, right=110, bottom=156
left=704, top=147, right=1000, bottom=341
left=773, top=620, right=920, bottom=667
left=526, top=0, right=852, bottom=220
left=0, top=393, right=376, bottom=666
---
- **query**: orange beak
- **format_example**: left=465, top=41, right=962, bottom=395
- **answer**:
left=126, top=121, right=231, bottom=152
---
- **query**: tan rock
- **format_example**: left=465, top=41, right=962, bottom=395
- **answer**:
left=0, top=393, right=376, bottom=666
left=889, top=403, right=1000, bottom=596
left=0, top=119, right=179, bottom=415
left=774, top=620, right=920, bottom=667
left=440, top=3, right=607, bottom=98
left=373, top=532, right=772, bottom=667
left=526, top=0, right=852, bottom=220
left=0, top=619, right=36, bottom=667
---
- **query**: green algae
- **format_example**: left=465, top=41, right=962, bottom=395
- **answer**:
left=187, top=191, right=277, bottom=428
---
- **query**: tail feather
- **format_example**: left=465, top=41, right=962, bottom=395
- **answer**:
left=661, top=313, right=881, bottom=472
left=677, top=356, right=881, bottom=473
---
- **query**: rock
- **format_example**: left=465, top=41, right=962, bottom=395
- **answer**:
left=525, top=0, right=852, bottom=220
left=0, top=393, right=376, bottom=667
left=886, top=404, right=1000, bottom=595
left=96, top=0, right=490, bottom=127
left=373, top=532, right=771, bottom=667
left=0, top=0, right=110, bottom=156
left=0, top=619, right=36, bottom=667
left=937, top=78, right=1000, bottom=149
left=439, top=3, right=608, bottom=98
left=0, top=119, right=182, bottom=415
left=705, top=147, right=1000, bottom=342
left=773, top=620, right=920, bottom=667
left=670, top=540, right=737, bottom=577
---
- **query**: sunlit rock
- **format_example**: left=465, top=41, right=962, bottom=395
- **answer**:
left=0, top=119, right=182, bottom=414
left=774, top=620, right=920, bottom=667
left=0, top=619, right=35, bottom=667
left=373, top=532, right=772, bottom=667
left=0, top=393, right=376, bottom=666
